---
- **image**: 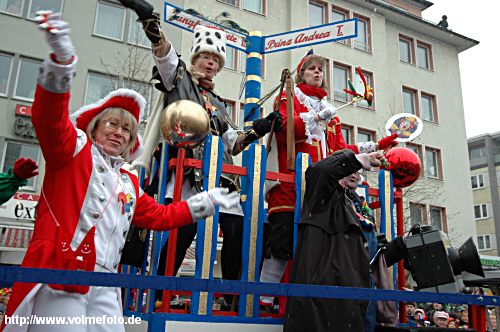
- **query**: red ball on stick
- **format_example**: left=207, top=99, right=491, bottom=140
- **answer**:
left=384, top=147, right=421, bottom=188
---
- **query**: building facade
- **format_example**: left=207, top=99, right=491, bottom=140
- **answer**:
left=0, top=0, right=478, bottom=265
left=468, top=132, right=500, bottom=256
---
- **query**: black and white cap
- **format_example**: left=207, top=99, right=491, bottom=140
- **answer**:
left=189, top=25, right=227, bottom=70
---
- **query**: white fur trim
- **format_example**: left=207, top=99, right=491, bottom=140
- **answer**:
left=70, top=88, right=147, bottom=127
left=189, top=25, right=227, bottom=69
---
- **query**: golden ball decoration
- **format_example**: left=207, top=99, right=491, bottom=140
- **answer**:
left=160, top=100, right=210, bottom=148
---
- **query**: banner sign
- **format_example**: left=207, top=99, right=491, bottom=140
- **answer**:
left=163, top=2, right=248, bottom=52
left=263, top=18, right=358, bottom=54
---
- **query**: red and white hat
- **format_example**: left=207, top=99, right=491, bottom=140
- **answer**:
left=70, top=88, right=145, bottom=161
left=296, top=49, right=315, bottom=75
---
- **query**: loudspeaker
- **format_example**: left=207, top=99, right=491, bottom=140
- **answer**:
left=403, top=227, right=484, bottom=293
left=448, top=237, right=485, bottom=277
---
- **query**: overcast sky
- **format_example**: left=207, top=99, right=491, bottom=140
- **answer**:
left=421, top=0, right=499, bottom=138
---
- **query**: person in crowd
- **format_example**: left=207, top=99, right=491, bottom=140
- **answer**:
left=261, top=50, right=398, bottom=308
left=120, top=0, right=282, bottom=308
left=282, top=149, right=406, bottom=332
left=0, top=158, right=38, bottom=205
left=406, top=302, right=417, bottom=322
left=3, top=12, right=239, bottom=332
left=433, top=310, right=450, bottom=328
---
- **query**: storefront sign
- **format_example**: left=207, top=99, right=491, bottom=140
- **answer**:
left=15, top=104, right=32, bottom=117
left=0, top=192, right=39, bottom=221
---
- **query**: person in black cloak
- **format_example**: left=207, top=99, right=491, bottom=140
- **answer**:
left=283, top=149, right=406, bottom=332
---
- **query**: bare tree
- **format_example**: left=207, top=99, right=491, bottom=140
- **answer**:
left=99, top=30, right=155, bottom=132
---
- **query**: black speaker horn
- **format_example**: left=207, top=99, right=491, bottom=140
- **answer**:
left=448, top=237, right=485, bottom=277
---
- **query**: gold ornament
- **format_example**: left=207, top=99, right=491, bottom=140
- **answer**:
left=160, top=100, right=210, bottom=148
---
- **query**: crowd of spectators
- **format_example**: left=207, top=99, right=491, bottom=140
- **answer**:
left=405, top=301, right=496, bottom=330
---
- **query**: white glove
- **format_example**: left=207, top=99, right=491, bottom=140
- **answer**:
left=356, top=151, right=385, bottom=171
left=35, top=11, right=74, bottom=62
left=317, top=101, right=337, bottom=121
left=186, top=188, right=241, bottom=222
left=186, top=191, right=214, bottom=222
left=207, top=187, right=240, bottom=210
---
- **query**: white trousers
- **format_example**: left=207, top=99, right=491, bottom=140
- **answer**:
left=28, top=284, right=124, bottom=332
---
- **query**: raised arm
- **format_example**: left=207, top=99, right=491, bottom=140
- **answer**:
left=118, top=0, right=178, bottom=91
left=31, top=12, right=79, bottom=169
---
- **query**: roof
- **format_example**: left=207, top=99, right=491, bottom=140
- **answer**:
left=344, top=0, right=479, bottom=53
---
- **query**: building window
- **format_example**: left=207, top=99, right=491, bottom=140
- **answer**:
left=225, top=47, right=237, bottom=70
left=309, top=1, right=325, bottom=26
left=332, top=6, right=349, bottom=45
left=425, top=147, right=441, bottom=179
left=1, top=141, right=40, bottom=190
left=402, top=88, right=417, bottom=115
left=471, top=173, right=485, bottom=190
left=429, top=206, right=445, bottom=231
left=353, top=14, right=370, bottom=52
left=420, top=93, right=436, bottom=122
left=128, top=11, right=150, bottom=47
left=14, top=57, right=41, bottom=101
left=357, top=128, right=374, bottom=143
left=477, top=235, right=491, bottom=251
left=469, top=146, right=486, bottom=159
left=474, top=204, right=488, bottom=219
left=124, top=80, right=153, bottom=118
left=399, top=36, right=413, bottom=64
left=28, top=0, right=63, bottom=19
left=333, top=63, right=350, bottom=102
left=224, top=100, right=238, bottom=126
left=341, top=125, right=353, bottom=144
left=94, top=2, right=126, bottom=41
left=354, top=69, right=373, bottom=108
left=85, top=72, right=118, bottom=105
left=417, top=41, right=433, bottom=70
left=217, top=0, right=238, bottom=6
left=0, top=53, right=13, bottom=96
left=0, top=0, right=23, bottom=16
left=406, top=143, right=423, bottom=176
left=242, top=0, right=264, bottom=15
left=410, top=203, right=426, bottom=226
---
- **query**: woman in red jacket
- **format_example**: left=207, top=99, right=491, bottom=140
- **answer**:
left=3, top=12, right=238, bottom=332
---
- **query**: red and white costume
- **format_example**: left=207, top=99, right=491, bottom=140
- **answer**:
left=267, top=83, right=375, bottom=215
left=3, top=56, right=193, bottom=332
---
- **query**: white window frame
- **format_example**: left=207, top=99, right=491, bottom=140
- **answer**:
left=0, top=140, right=40, bottom=191
left=84, top=72, right=119, bottom=105
left=127, top=10, right=151, bottom=48
left=308, top=0, right=326, bottom=27
left=477, top=234, right=492, bottom=251
left=0, top=0, right=24, bottom=17
left=27, top=0, right=64, bottom=20
left=242, top=0, right=265, bottom=15
left=474, top=203, right=488, bottom=219
left=93, top=1, right=126, bottom=42
left=13, top=57, right=42, bottom=102
left=471, top=173, right=485, bottom=190
left=0, top=52, right=14, bottom=97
